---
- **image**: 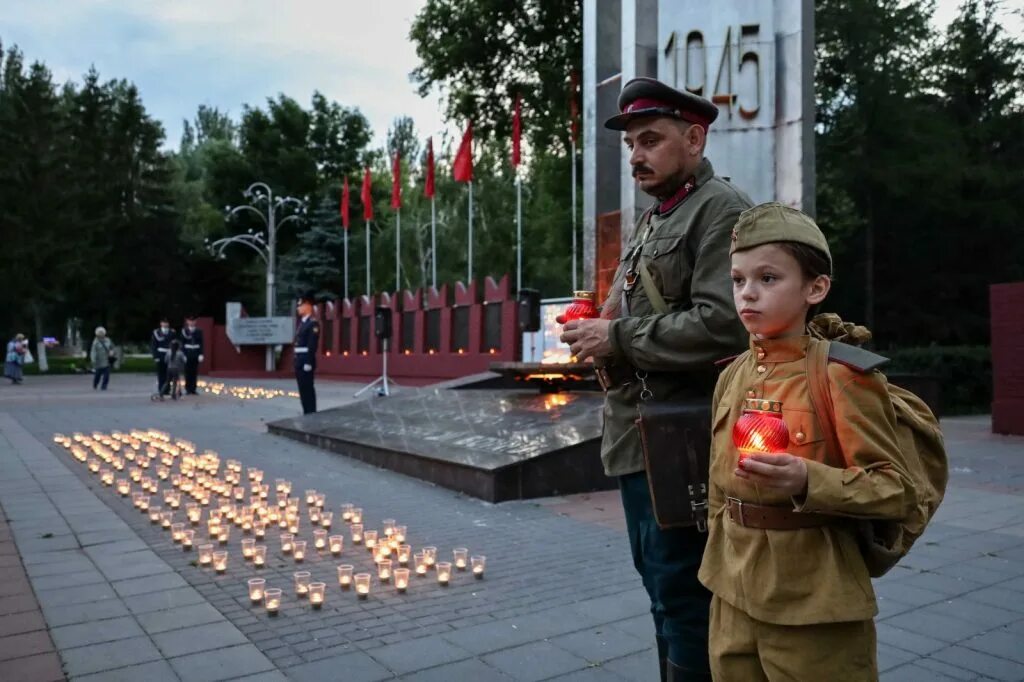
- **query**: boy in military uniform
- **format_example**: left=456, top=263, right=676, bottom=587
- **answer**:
left=561, top=77, right=751, bottom=681
left=294, top=291, right=320, bottom=414
left=700, top=204, right=916, bottom=680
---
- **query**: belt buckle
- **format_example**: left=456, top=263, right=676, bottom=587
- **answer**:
left=623, top=270, right=637, bottom=291
left=726, top=497, right=745, bottom=527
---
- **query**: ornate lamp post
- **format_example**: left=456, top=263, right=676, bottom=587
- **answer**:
left=206, top=182, right=307, bottom=371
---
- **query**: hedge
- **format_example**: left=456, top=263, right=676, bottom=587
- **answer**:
left=882, top=345, right=991, bottom=416
left=21, top=355, right=154, bottom=375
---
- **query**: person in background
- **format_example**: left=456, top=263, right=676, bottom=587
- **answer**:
left=294, top=291, right=320, bottom=414
left=180, top=315, right=205, bottom=395
left=150, top=317, right=175, bottom=396
left=90, top=327, right=115, bottom=390
left=4, top=333, right=27, bottom=385
left=163, top=339, right=187, bottom=400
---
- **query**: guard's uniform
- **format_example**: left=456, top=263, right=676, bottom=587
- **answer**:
left=180, top=325, right=204, bottom=395
left=294, top=316, right=319, bottom=414
left=599, top=78, right=751, bottom=680
left=150, top=326, right=176, bottom=394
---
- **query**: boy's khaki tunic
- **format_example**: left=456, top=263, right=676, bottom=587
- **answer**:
left=699, top=335, right=917, bottom=677
left=601, top=158, right=750, bottom=476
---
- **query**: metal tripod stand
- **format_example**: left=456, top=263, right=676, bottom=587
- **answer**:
left=354, top=337, right=393, bottom=397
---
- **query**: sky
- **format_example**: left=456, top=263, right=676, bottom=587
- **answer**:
left=0, top=1, right=1020, bottom=153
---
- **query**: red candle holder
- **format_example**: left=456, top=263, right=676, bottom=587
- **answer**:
left=732, top=399, right=789, bottom=465
left=556, top=291, right=598, bottom=324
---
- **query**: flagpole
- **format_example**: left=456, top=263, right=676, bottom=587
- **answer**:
left=343, top=230, right=349, bottom=300
left=516, top=174, right=522, bottom=292
left=365, top=221, right=371, bottom=294
left=467, top=181, right=473, bottom=284
left=395, top=210, right=401, bottom=292
left=431, top=197, right=437, bottom=288
left=571, top=137, right=578, bottom=292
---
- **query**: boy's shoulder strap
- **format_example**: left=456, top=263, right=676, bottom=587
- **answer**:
left=828, top=341, right=889, bottom=374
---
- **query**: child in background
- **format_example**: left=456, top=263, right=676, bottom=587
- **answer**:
left=164, top=340, right=187, bottom=400
left=699, top=203, right=917, bottom=681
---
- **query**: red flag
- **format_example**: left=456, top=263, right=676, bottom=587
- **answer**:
left=361, top=168, right=373, bottom=221
left=569, top=72, right=579, bottom=142
left=511, top=94, right=522, bottom=167
left=390, top=152, right=401, bottom=209
left=424, top=138, right=435, bottom=198
left=340, top=176, right=350, bottom=230
left=452, top=122, right=473, bottom=183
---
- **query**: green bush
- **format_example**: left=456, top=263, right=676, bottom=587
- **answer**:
left=882, top=345, right=991, bottom=415
left=22, top=354, right=155, bottom=375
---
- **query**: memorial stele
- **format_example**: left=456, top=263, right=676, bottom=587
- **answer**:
left=582, top=0, right=814, bottom=300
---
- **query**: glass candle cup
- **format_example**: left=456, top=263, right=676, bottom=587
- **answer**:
left=471, top=555, right=486, bottom=578
left=253, top=520, right=266, bottom=539
left=313, top=529, right=327, bottom=550
left=351, top=524, right=363, bottom=544
left=160, top=511, right=174, bottom=529
left=355, top=573, right=371, bottom=599
left=217, top=526, right=230, bottom=545
left=378, top=559, right=392, bottom=582
left=319, top=511, right=333, bottom=529
left=294, top=571, right=310, bottom=597
left=280, top=533, right=294, bottom=554
left=382, top=519, right=396, bottom=537
left=198, top=543, right=213, bottom=566
left=437, top=561, right=452, bottom=586
left=394, top=525, right=407, bottom=543
left=253, top=545, right=267, bottom=568
left=394, top=567, right=410, bottom=593
left=414, top=552, right=428, bottom=576
left=397, top=544, right=411, bottom=565
left=329, top=535, right=343, bottom=555
left=241, top=538, right=255, bottom=560
left=350, top=507, right=363, bottom=524
left=341, top=503, right=354, bottom=521
left=337, top=564, right=354, bottom=589
left=423, top=547, right=437, bottom=568
left=308, top=582, right=325, bottom=609
left=213, top=551, right=228, bottom=573
left=265, top=587, right=281, bottom=616
left=453, top=548, right=468, bottom=570
left=171, top=523, right=185, bottom=543
left=364, top=530, right=377, bottom=551
left=182, top=529, right=194, bottom=550
left=248, top=578, right=265, bottom=603
left=292, top=540, right=306, bottom=563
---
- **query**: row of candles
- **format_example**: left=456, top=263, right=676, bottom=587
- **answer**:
left=53, top=428, right=487, bottom=615
left=196, top=380, right=299, bottom=401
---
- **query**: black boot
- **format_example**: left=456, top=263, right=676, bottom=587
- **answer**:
left=667, top=659, right=712, bottom=682
left=659, top=657, right=667, bottom=682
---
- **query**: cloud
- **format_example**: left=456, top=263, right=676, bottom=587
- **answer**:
left=0, top=0, right=448, bottom=150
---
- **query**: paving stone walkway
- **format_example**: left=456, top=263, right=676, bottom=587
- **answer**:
left=0, top=374, right=1021, bottom=681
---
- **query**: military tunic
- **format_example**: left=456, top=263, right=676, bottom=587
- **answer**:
left=699, top=334, right=916, bottom=680
left=150, top=327, right=176, bottom=395
left=602, top=158, right=751, bottom=477
left=294, top=316, right=320, bottom=415
left=180, top=327, right=204, bottom=395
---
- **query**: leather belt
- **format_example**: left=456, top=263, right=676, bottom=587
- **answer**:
left=184, top=344, right=201, bottom=349
left=725, top=497, right=831, bottom=530
left=156, top=347, right=168, bottom=352
left=294, top=347, right=309, bottom=353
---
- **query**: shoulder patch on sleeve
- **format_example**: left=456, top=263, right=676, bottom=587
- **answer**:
left=828, top=341, right=889, bottom=373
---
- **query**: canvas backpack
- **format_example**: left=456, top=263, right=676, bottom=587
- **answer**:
left=806, top=340, right=948, bottom=578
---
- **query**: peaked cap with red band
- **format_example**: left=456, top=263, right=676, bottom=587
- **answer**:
left=604, top=77, right=718, bottom=131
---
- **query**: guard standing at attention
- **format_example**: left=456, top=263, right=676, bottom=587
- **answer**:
left=560, top=77, right=752, bottom=681
left=150, top=317, right=176, bottom=396
left=294, top=291, right=320, bottom=414
left=180, top=315, right=205, bottom=395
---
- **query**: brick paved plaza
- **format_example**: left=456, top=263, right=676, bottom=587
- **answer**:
left=0, top=374, right=1022, bottom=681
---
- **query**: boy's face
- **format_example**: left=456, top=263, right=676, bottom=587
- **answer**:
left=731, top=244, right=830, bottom=339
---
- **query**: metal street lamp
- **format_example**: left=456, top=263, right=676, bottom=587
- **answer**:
left=205, top=182, right=307, bottom=371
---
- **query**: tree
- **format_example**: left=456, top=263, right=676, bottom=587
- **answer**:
left=279, top=196, right=345, bottom=300
left=410, top=0, right=582, bottom=150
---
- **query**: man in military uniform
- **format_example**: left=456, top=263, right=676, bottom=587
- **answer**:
left=180, top=315, right=205, bottom=395
left=294, top=291, right=320, bottom=414
left=561, top=77, right=751, bottom=681
left=150, top=317, right=176, bottom=396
